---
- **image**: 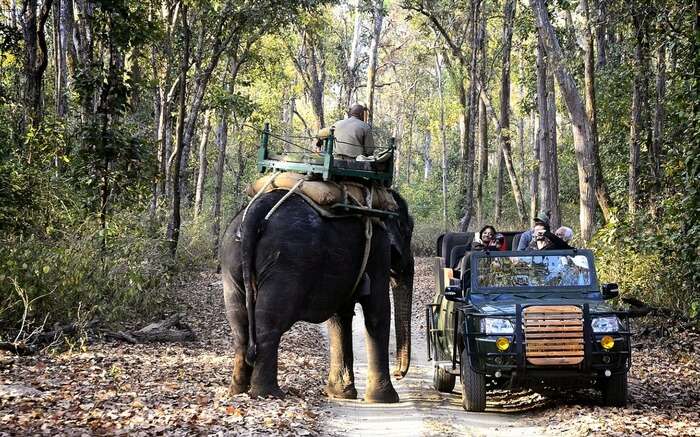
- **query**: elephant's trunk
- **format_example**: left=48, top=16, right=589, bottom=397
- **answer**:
left=392, top=262, right=414, bottom=379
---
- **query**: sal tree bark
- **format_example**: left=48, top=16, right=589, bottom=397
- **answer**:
left=530, top=0, right=597, bottom=242
left=19, top=0, right=54, bottom=132
left=366, top=0, right=384, bottom=126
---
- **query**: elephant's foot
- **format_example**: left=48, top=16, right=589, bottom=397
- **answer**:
left=229, top=381, right=249, bottom=395
left=364, top=380, right=399, bottom=403
left=325, top=382, right=358, bottom=400
left=249, top=384, right=285, bottom=399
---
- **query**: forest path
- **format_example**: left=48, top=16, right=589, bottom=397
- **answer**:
left=321, top=295, right=545, bottom=435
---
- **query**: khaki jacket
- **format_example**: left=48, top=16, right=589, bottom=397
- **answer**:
left=332, top=116, right=374, bottom=158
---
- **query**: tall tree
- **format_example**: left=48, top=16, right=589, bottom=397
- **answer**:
left=290, top=24, right=327, bottom=130
left=531, top=0, right=597, bottom=242
left=436, top=52, right=448, bottom=231
left=628, top=3, right=649, bottom=216
left=19, top=0, right=54, bottom=130
left=581, top=0, right=614, bottom=223
left=167, top=4, right=190, bottom=257
left=366, top=0, right=384, bottom=125
left=194, top=111, right=212, bottom=218
left=496, top=0, right=523, bottom=224
left=343, top=0, right=363, bottom=108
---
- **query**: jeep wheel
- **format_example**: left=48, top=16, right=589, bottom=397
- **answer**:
left=433, top=365, right=456, bottom=393
left=460, top=350, right=486, bottom=412
left=601, top=373, right=628, bottom=407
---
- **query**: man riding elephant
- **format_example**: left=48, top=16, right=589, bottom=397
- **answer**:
left=332, top=103, right=374, bottom=160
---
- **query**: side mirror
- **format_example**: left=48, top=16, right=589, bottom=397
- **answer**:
left=601, top=283, right=619, bottom=300
left=444, top=285, right=463, bottom=302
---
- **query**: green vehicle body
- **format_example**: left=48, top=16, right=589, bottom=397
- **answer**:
left=427, top=241, right=632, bottom=412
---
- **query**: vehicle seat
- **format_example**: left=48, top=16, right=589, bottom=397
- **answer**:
left=436, top=233, right=446, bottom=257
left=511, top=233, right=522, bottom=250
left=449, top=244, right=471, bottom=269
left=441, top=232, right=474, bottom=260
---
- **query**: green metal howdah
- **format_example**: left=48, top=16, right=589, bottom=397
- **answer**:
left=256, top=122, right=395, bottom=187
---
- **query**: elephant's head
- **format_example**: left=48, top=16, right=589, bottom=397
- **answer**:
left=387, top=190, right=414, bottom=379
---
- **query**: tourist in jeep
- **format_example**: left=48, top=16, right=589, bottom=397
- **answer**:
left=471, top=225, right=501, bottom=251
left=528, top=222, right=572, bottom=250
left=516, top=211, right=551, bottom=250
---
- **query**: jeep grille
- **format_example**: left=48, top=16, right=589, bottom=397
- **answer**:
left=523, top=305, right=584, bottom=366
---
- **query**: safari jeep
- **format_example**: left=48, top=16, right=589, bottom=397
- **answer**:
left=427, top=232, right=631, bottom=412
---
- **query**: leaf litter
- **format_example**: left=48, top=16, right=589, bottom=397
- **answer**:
left=1, top=259, right=699, bottom=436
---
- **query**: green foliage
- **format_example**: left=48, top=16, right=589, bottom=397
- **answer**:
left=0, top=217, right=172, bottom=338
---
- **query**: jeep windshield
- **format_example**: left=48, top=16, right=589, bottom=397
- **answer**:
left=470, top=250, right=598, bottom=293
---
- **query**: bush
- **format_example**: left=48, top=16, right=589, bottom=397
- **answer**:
left=0, top=216, right=173, bottom=339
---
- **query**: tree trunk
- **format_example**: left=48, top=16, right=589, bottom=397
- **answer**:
left=194, top=112, right=212, bottom=218
left=436, top=53, right=448, bottom=230
left=365, top=0, right=383, bottom=126
left=531, top=0, right=597, bottom=242
left=458, top=0, right=481, bottom=232
left=650, top=37, right=665, bottom=195
left=422, top=132, right=432, bottom=180
left=628, top=6, right=648, bottom=216
left=344, top=0, right=362, bottom=108
left=536, top=35, right=551, bottom=219
left=167, top=5, right=189, bottom=258
left=476, top=99, right=487, bottom=223
left=211, top=107, right=228, bottom=259
left=593, top=0, right=607, bottom=68
left=530, top=111, right=539, bottom=219
left=53, top=0, right=68, bottom=117
left=496, top=0, right=516, bottom=224
left=20, top=0, right=54, bottom=131
left=546, top=72, right=560, bottom=228
left=582, top=0, right=614, bottom=223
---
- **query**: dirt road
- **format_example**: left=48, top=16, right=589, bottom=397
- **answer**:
left=321, top=304, right=545, bottom=436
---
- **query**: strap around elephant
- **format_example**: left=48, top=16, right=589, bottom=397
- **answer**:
left=350, top=185, right=374, bottom=295
left=350, top=216, right=373, bottom=296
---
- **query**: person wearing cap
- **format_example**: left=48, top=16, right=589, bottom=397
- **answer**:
left=528, top=221, right=572, bottom=250
left=331, top=104, right=374, bottom=159
left=516, top=211, right=551, bottom=251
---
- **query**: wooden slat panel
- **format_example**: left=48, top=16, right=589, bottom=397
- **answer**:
left=524, top=305, right=582, bottom=314
left=524, top=332, right=584, bottom=339
left=527, top=344, right=584, bottom=351
left=525, top=320, right=583, bottom=326
left=524, top=313, right=582, bottom=320
left=526, top=350, right=584, bottom=357
left=528, top=357, right=584, bottom=365
left=525, top=338, right=584, bottom=345
left=525, top=326, right=583, bottom=333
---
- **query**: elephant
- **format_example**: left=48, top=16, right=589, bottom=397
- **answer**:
left=220, top=188, right=414, bottom=403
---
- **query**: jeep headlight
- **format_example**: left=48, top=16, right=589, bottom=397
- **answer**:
left=480, top=318, right=514, bottom=335
left=591, top=316, right=620, bottom=333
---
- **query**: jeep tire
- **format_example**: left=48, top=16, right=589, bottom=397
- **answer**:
left=460, top=350, right=486, bottom=412
left=433, top=365, right=456, bottom=393
left=601, top=373, right=628, bottom=407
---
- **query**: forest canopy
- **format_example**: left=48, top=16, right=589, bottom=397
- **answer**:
left=0, top=0, right=698, bottom=339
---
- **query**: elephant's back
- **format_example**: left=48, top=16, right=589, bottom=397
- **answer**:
left=254, top=193, right=374, bottom=316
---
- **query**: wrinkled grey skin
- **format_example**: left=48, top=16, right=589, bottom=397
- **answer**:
left=220, top=190, right=413, bottom=402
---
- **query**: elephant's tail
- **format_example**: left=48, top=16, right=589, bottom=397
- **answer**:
left=239, top=196, right=271, bottom=366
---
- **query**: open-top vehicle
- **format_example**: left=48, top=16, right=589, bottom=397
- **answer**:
left=427, top=232, right=631, bottom=412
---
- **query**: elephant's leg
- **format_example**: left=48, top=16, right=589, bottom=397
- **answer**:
left=248, top=327, right=285, bottom=398
left=359, top=275, right=399, bottom=404
left=325, top=304, right=358, bottom=399
left=223, top=277, right=253, bottom=395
